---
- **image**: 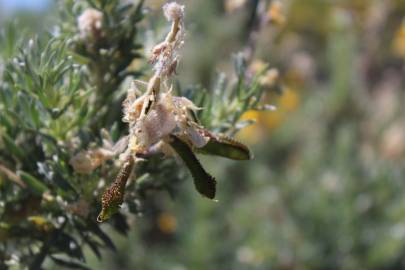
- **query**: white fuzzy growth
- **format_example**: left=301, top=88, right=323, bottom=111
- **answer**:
left=150, top=2, right=186, bottom=76
left=131, top=101, right=177, bottom=150
left=77, top=8, right=103, bottom=39
left=144, top=103, right=177, bottom=141
left=163, top=2, right=185, bottom=22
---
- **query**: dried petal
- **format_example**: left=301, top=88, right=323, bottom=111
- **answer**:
left=172, top=96, right=202, bottom=111
left=70, top=143, right=120, bottom=174
left=123, top=94, right=148, bottom=123
left=69, top=151, right=96, bottom=174
left=112, top=136, right=129, bottom=155
left=185, top=126, right=209, bottom=148
left=129, top=100, right=176, bottom=153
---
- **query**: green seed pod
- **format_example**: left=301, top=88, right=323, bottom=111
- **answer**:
left=169, top=135, right=216, bottom=199
left=196, top=134, right=253, bottom=160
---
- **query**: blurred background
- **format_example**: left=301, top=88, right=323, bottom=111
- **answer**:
left=1, top=0, right=405, bottom=269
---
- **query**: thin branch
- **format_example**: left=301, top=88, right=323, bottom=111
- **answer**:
left=0, top=163, right=26, bottom=188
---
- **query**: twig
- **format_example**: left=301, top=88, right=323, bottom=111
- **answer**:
left=0, top=163, right=26, bottom=188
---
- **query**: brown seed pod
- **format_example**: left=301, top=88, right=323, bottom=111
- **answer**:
left=97, top=155, right=134, bottom=222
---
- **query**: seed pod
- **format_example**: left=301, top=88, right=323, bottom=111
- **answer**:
left=169, top=135, right=216, bottom=199
left=196, top=133, right=253, bottom=160
left=97, top=156, right=134, bottom=222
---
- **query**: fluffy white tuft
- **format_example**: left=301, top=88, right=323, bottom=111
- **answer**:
left=163, top=2, right=185, bottom=22
left=77, top=8, right=103, bottom=39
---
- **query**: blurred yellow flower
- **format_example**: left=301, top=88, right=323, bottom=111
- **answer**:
left=393, top=21, right=405, bottom=58
left=249, top=59, right=268, bottom=74
left=237, top=110, right=263, bottom=143
left=263, top=110, right=284, bottom=130
left=240, top=110, right=260, bottom=122
left=279, top=87, right=300, bottom=111
left=238, top=88, right=300, bottom=143
left=28, top=216, right=54, bottom=232
left=157, top=212, right=177, bottom=234
left=260, top=68, right=280, bottom=88
left=263, top=88, right=300, bottom=129
left=267, top=1, right=286, bottom=25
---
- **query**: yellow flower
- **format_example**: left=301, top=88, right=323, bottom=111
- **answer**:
left=267, top=1, right=286, bottom=25
left=28, top=216, right=54, bottom=232
left=237, top=110, right=263, bottom=144
left=158, top=212, right=177, bottom=234
left=393, top=21, right=405, bottom=58
left=279, top=87, right=300, bottom=112
left=263, top=88, right=300, bottom=128
left=237, top=88, right=301, bottom=143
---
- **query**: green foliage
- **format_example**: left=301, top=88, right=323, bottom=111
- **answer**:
left=88, top=1, right=405, bottom=270
left=0, top=0, right=266, bottom=269
left=2, top=0, right=403, bottom=269
left=186, top=53, right=269, bottom=134
left=0, top=0, right=148, bottom=268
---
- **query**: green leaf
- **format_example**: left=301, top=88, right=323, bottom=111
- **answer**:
left=169, top=135, right=216, bottom=199
left=53, top=171, right=77, bottom=196
left=50, top=256, right=90, bottom=270
left=19, top=171, right=48, bottom=196
left=82, top=237, right=102, bottom=259
left=197, top=135, right=253, bottom=160
left=1, top=133, right=25, bottom=161
left=87, top=221, right=117, bottom=251
left=54, top=233, right=85, bottom=261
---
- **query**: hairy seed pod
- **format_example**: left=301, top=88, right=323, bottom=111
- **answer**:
left=195, top=132, right=253, bottom=160
left=97, top=156, right=134, bottom=222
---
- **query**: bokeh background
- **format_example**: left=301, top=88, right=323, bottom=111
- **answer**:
left=1, top=0, right=405, bottom=269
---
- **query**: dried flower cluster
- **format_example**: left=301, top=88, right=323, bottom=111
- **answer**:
left=70, top=2, right=252, bottom=222
left=70, top=129, right=128, bottom=174
left=77, top=8, right=103, bottom=40
left=150, top=2, right=185, bottom=77
left=122, top=2, right=207, bottom=157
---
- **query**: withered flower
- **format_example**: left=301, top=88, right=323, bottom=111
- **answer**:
left=77, top=8, right=103, bottom=40
left=70, top=130, right=128, bottom=174
left=73, top=2, right=253, bottom=222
